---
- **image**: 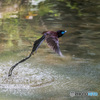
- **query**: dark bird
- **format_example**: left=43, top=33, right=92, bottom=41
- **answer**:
left=8, top=30, right=67, bottom=76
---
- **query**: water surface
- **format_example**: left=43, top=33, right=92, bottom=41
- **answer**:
left=0, top=0, right=100, bottom=100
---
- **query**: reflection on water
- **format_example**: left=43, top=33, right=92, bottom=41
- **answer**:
left=0, top=0, right=100, bottom=100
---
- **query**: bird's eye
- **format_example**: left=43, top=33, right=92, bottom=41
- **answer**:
left=61, top=31, right=65, bottom=34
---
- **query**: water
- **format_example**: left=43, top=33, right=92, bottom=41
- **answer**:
left=0, top=0, right=100, bottom=100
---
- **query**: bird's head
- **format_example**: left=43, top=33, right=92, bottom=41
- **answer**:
left=57, top=30, right=67, bottom=38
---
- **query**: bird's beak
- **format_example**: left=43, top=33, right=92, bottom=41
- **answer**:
left=65, top=30, right=67, bottom=33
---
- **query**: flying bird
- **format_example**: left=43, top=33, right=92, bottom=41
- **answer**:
left=8, top=30, right=67, bottom=76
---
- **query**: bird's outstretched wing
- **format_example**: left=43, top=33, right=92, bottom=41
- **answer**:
left=46, top=36, right=63, bottom=56
left=8, top=35, right=45, bottom=76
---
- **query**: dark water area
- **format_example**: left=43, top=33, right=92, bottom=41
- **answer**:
left=0, top=0, right=100, bottom=100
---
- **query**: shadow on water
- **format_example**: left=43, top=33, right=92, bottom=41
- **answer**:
left=0, top=0, right=100, bottom=100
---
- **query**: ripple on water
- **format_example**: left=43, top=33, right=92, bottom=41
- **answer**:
left=0, top=61, right=55, bottom=94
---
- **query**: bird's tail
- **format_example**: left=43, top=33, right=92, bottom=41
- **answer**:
left=8, top=35, right=45, bottom=77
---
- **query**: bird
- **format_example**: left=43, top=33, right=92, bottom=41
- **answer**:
left=8, top=30, right=67, bottom=76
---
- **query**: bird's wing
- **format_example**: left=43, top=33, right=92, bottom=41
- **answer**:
left=46, top=36, right=63, bottom=56
left=30, top=35, right=45, bottom=54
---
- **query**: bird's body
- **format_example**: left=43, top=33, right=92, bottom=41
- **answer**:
left=8, top=30, right=67, bottom=76
left=42, top=31, right=58, bottom=37
left=42, top=30, right=67, bottom=56
left=44, top=31, right=61, bottom=56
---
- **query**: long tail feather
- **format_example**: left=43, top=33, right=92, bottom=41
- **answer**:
left=8, top=35, right=45, bottom=76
